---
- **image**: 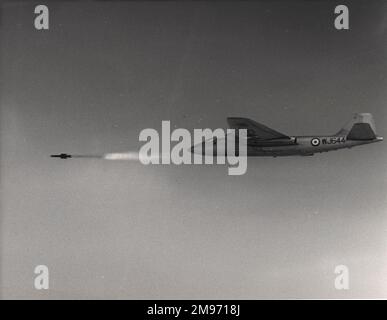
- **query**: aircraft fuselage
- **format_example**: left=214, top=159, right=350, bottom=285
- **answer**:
left=193, top=135, right=383, bottom=157
left=246, top=135, right=383, bottom=156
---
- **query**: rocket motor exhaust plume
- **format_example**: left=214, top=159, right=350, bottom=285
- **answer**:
left=103, top=152, right=171, bottom=162
left=103, top=152, right=139, bottom=161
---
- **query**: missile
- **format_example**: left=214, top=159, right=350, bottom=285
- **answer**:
left=50, top=153, right=72, bottom=159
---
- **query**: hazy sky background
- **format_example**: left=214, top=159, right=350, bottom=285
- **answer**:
left=1, top=1, right=387, bottom=299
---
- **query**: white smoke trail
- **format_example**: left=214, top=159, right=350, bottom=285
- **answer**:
left=102, top=152, right=235, bottom=164
left=103, top=151, right=170, bottom=163
left=103, top=152, right=139, bottom=161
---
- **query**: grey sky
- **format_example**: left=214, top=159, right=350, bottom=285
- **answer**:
left=1, top=1, right=386, bottom=299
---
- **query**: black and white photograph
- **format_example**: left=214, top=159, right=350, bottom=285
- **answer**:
left=0, top=0, right=386, bottom=306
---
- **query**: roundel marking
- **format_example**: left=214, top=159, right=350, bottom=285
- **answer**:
left=311, top=138, right=320, bottom=146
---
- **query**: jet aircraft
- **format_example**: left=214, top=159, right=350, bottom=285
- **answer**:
left=190, top=113, right=383, bottom=157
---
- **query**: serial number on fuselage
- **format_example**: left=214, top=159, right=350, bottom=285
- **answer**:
left=321, top=137, right=346, bottom=144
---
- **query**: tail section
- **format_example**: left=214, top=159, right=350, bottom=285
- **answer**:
left=336, top=113, right=377, bottom=140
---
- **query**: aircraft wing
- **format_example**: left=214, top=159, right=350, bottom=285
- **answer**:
left=227, top=117, right=290, bottom=140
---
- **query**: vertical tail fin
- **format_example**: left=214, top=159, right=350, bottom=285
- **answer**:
left=336, top=113, right=377, bottom=140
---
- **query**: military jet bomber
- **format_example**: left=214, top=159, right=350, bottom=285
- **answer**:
left=189, top=113, right=383, bottom=157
